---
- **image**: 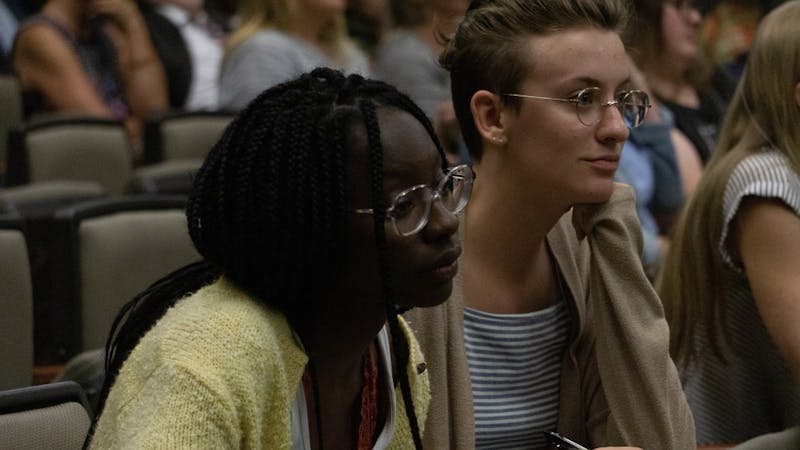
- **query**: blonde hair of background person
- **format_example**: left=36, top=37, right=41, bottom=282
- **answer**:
left=657, top=0, right=800, bottom=444
left=225, top=0, right=351, bottom=65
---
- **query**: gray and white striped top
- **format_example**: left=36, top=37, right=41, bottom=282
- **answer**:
left=464, top=300, right=570, bottom=450
left=684, top=149, right=800, bottom=446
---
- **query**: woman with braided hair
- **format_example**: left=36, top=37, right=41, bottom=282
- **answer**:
left=86, top=67, right=472, bottom=449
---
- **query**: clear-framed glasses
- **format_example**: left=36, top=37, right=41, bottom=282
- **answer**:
left=351, top=164, right=474, bottom=237
left=502, top=87, right=651, bottom=128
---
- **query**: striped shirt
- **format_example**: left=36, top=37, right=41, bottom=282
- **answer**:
left=684, top=149, right=800, bottom=445
left=464, top=300, right=570, bottom=450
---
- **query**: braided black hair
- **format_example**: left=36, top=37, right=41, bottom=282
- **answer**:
left=89, top=67, right=445, bottom=449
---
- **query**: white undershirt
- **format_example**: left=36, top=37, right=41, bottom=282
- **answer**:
left=290, top=325, right=397, bottom=450
left=156, top=4, right=223, bottom=111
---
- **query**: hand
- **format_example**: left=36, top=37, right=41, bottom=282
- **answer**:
left=88, top=0, right=141, bottom=32
left=571, top=202, right=603, bottom=241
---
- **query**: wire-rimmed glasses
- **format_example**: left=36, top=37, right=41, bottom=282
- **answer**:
left=351, top=164, right=474, bottom=237
left=502, top=87, right=651, bottom=128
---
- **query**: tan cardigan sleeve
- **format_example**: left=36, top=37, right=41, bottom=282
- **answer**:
left=583, top=183, right=696, bottom=449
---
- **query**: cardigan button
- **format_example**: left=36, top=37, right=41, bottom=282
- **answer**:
left=416, top=362, right=427, bottom=374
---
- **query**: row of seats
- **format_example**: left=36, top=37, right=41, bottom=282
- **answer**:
left=0, top=381, right=91, bottom=450
left=1, top=73, right=234, bottom=195
left=0, top=195, right=200, bottom=387
left=4, top=111, right=234, bottom=196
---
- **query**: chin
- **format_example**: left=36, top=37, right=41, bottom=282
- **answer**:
left=575, top=180, right=615, bottom=204
left=399, top=282, right=454, bottom=309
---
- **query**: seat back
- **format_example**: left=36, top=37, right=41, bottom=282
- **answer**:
left=0, top=381, right=91, bottom=450
left=6, top=117, right=133, bottom=195
left=127, top=158, right=202, bottom=196
left=143, top=110, right=234, bottom=163
left=52, top=196, right=200, bottom=352
left=0, top=181, right=107, bottom=366
left=0, top=216, right=33, bottom=390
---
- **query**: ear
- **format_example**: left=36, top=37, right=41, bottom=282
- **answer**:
left=470, top=90, right=508, bottom=145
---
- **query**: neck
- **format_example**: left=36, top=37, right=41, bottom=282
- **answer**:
left=290, top=298, right=387, bottom=379
left=462, top=161, right=564, bottom=313
left=643, top=59, right=699, bottom=107
left=292, top=297, right=389, bottom=450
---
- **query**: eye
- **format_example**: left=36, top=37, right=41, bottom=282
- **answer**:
left=391, top=195, right=416, bottom=218
left=615, top=91, right=630, bottom=104
left=574, top=89, right=598, bottom=107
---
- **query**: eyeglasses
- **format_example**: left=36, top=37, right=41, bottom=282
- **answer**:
left=502, top=87, right=651, bottom=128
left=351, top=164, right=474, bottom=237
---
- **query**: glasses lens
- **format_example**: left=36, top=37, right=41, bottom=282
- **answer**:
left=620, top=90, right=649, bottom=128
left=574, top=87, right=602, bottom=126
left=391, top=186, right=433, bottom=236
left=440, top=165, right=473, bottom=214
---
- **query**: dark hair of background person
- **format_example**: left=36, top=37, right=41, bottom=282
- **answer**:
left=89, top=68, right=447, bottom=450
left=440, top=0, right=630, bottom=161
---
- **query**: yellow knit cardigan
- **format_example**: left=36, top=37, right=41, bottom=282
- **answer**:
left=90, top=277, right=429, bottom=449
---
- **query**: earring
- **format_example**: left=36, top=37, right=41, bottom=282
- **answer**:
left=492, top=135, right=506, bottom=144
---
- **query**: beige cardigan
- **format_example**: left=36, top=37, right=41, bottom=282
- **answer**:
left=405, top=184, right=696, bottom=449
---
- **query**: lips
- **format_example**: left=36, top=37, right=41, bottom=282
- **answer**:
left=583, top=154, right=620, bottom=172
left=428, top=245, right=462, bottom=282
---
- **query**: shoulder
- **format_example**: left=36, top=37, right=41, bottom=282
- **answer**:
left=13, top=16, right=72, bottom=55
left=376, top=30, right=425, bottom=58
left=720, top=150, right=800, bottom=268
left=238, top=29, right=304, bottom=54
left=133, top=277, right=306, bottom=378
left=724, top=150, right=800, bottom=218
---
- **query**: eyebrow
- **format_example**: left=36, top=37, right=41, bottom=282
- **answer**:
left=562, top=75, right=633, bottom=90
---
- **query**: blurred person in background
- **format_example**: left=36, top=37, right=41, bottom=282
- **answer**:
left=218, top=0, right=370, bottom=110
left=658, top=1, right=800, bottom=446
left=11, top=0, right=168, bottom=162
left=138, top=0, right=227, bottom=111
left=374, top=0, right=470, bottom=164
left=630, top=0, right=737, bottom=166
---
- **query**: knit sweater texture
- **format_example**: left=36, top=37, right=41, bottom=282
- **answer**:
left=90, top=277, right=429, bottom=449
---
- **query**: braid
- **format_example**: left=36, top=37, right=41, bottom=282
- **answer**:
left=359, top=99, right=424, bottom=449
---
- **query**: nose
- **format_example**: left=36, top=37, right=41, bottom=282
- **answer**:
left=422, top=197, right=460, bottom=241
left=686, top=8, right=702, bottom=25
left=596, top=104, right=630, bottom=143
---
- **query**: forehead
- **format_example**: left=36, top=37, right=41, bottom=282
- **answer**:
left=520, top=27, right=630, bottom=90
left=376, top=108, right=440, bottom=174
left=345, top=107, right=441, bottom=193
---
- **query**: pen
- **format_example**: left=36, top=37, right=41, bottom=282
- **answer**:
left=543, top=431, right=591, bottom=450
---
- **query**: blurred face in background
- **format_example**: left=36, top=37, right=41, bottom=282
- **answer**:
left=661, top=0, right=703, bottom=69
